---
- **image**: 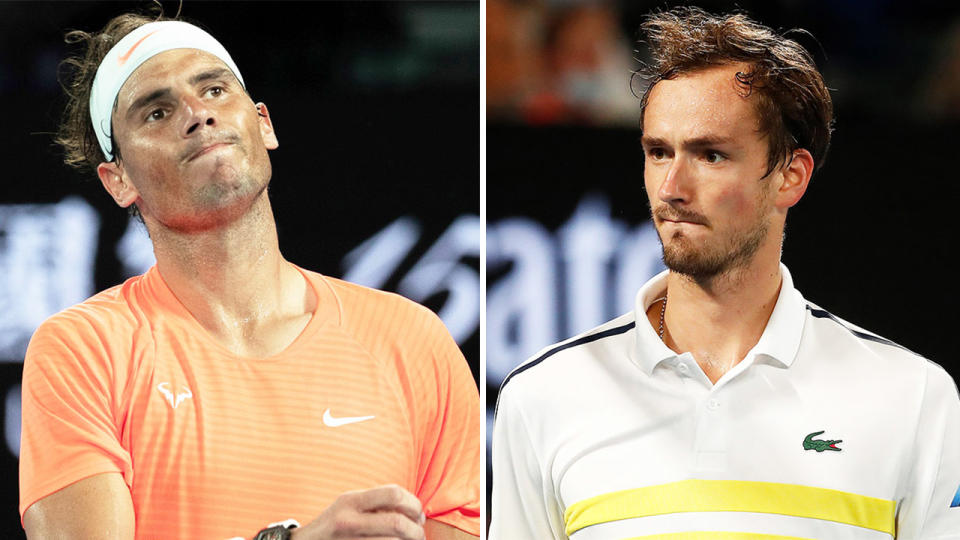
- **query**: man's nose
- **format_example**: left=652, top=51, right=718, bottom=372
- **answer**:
left=658, top=156, right=691, bottom=203
left=181, top=95, right=216, bottom=137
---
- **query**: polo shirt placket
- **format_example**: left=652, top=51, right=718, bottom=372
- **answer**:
left=635, top=266, right=806, bottom=479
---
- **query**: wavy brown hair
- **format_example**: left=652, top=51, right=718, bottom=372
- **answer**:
left=634, top=6, right=834, bottom=176
left=56, top=9, right=178, bottom=174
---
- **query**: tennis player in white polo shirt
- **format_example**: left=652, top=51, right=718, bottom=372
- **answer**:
left=490, top=7, right=960, bottom=540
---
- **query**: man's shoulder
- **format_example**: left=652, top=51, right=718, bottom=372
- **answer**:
left=305, top=271, right=449, bottom=345
left=31, top=281, right=139, bottom=343
left=801, top=300, right=926, bottom=362
left=500, top=312, right=637, bottom=396
left=311, top=271, right=419, bottom=306
left=27, top=273, right=152, bottom=361
left=798, top=300, right=950, bottom=391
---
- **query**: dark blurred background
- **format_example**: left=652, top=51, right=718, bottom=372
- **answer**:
left=0, top=1, right=478, bottom=537
left=486, top=0, right=960, bottom=526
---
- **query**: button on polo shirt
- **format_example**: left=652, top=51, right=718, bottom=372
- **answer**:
left=624, top=268, right=807, bottom=486
left=490, top=265, right=960, bottom=540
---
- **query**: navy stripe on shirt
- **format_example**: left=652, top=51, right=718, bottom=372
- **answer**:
left=496, top=321, right=636, bottom=417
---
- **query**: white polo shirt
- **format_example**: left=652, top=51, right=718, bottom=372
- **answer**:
left=490, top=265, right=960, bottom=540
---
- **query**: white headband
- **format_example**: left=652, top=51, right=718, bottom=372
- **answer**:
left=89, top=21, right=245, bottom=161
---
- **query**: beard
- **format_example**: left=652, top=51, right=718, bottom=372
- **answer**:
left=651, top=201, right=770, bottom=281
left=660, top=220, right=768, bottom=279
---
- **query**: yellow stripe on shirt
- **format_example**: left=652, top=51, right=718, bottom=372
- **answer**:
left=563, top=479, right=895, bottom=536
left=625, top=533, right=812, bottom=540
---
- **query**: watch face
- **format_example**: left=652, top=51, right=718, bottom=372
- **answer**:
left=255, top=526, right=289, bottom=540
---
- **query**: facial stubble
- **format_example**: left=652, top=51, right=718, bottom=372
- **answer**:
left=652, top=185, right=772, bottom=281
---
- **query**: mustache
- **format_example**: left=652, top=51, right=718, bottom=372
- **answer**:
left=650, top=204, right=709, bottom=226
left=181, top=132, right=242, bottom=162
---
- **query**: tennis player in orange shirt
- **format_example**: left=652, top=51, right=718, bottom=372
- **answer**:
left=19, top=11, right=480, bottom=540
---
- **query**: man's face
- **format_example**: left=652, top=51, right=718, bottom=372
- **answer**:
left=105, top=48, right=277, bottom=231
left=641, top=63, right=782, bottom=280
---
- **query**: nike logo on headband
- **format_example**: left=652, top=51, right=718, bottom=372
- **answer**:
left=118, top=30, right=160, bottom=66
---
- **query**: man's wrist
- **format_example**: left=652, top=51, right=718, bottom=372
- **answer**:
left=252, top=526, right=291, bottom=540
left=253, top=519, right=300, bottom=540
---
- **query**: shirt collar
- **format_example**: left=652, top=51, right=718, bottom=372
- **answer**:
left=633, top=263, right=806, bottom=375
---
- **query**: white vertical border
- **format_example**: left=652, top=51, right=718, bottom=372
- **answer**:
left=478, top=0, right=488, bottom=537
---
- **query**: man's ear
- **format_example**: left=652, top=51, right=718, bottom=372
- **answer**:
left=775, top=148, right=814, bottom=210
left=255, top=102, right=279, bottom=150
left=96, top=161, right=140, bottom=208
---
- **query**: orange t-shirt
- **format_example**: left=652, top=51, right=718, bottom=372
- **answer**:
left=19, top=265, right=481, bottom=539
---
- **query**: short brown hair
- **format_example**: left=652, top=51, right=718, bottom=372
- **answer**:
left=55, top=9, right=177, bottom=173
left=634, top=6, right=834, bottom=175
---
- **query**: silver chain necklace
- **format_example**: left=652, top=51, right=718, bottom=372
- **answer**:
left=658, top=294, right=667, bottom=340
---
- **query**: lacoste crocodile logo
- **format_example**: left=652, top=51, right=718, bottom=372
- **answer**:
left=803, top=430, right=842, bottom=452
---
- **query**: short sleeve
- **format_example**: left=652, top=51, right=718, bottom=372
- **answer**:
left=408, top=308, right=482, bottom=536
left=895, top=362, right=960, bottom=539
left=489, top=382, right=566, bottom=540
left=19, top=315, right=133, bottom=518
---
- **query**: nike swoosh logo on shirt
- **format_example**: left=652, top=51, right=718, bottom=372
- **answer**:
left=322, top=409, right=375, bottom=427
left=118, top=30, right=160, bottom=66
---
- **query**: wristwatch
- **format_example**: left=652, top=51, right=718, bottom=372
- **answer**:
left=253, top=524, right=294, bottom=540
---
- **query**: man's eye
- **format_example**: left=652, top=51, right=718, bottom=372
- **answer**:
left=705, top=151, right=725, bottom=163
left=147, top=109, right=166, bottom=122
left=648, top=148, right=666, bottom=160
left=208, top=86, right=224, bottom=97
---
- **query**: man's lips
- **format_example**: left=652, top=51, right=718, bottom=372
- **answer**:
left=661, top=217, right=705, bottom=225
left=187, top=142, right=232, bottom=162
left=656, top=212, right=707, bottom=226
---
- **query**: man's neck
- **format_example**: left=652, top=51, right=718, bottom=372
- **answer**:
left=651, top=253, right=783, bottom=384
left=148, top=194, right=315, bottom=358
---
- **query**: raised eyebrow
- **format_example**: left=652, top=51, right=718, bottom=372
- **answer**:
left=125, top=87, right=172, bottom=120
left=188, top=67, right=234, bottom=86
left=124, top=68, right=235, bottom=120
left=683, top=136, right=735, bottom=150
left=640, top=136, right=668, bottom=149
